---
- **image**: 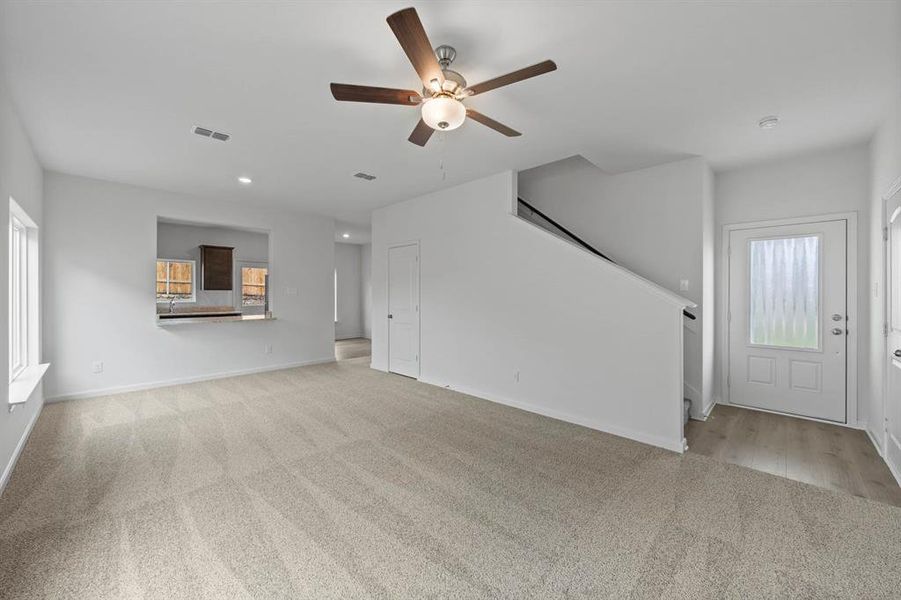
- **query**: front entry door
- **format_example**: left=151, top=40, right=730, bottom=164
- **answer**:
left=728, top=220, right=847, bottom=422
left=885, top=187, right=901, bottom=470
left=388, top=243, right=420, bottom=378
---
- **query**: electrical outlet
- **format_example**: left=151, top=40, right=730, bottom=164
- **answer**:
left=92, top=361, right=103, bottom=374
left=679, top=279, right=690, bottom=292
left=264, top=344, right=273, bottom=355
left=285, top=287, right=298, bottom=296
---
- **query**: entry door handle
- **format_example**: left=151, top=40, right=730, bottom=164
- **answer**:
left=831, top=328, right=844, bottom=335
left=894, top=349, right=901, bottom=358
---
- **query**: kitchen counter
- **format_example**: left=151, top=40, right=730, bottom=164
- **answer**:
left=156, top=313, right=276, bottom=326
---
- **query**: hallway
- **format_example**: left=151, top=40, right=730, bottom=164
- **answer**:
left=335, top=338, right=371, bottom=361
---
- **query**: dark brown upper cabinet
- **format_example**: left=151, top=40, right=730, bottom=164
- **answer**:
left=199, top=245, right=234, bottom=291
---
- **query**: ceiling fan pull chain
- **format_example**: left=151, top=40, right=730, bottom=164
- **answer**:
left=439, top=133, right=447, bottom=180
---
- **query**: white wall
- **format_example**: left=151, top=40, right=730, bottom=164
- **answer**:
left=518, top=156, right=714, bottom=417
left=334, top=242, right=363, bottom=340
left=869, top=97, right=901, bottom=470
left=0, top=84, right=44, bottom=492
left=371, top=171, right=689, bottom=452
left=361, top=243, right=372, bottom=339
left=714, top=143, right=871, bottom=425
left=157, top=221, right=269, bottom=310
left=43, top=172, right=335, bottom=400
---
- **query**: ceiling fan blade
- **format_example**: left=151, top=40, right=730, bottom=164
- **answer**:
left=330, top=83, right=421, bottom=105
left=466, top=109, right=521, bottom=137
left=386, top=7, right=444, bottom=90
left=408, top=119, right=434, bottom=146
left=465, top=60, right=557, bottom=97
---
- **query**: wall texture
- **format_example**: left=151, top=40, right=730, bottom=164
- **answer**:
left=518, top=155, right=714, bottom=417
left=43, top=172, right=335, bottom=400
left=334, top=242, right=363, bottom=340
left=0, top=84, right=44, bottom=492
left=371, top=171, right=690, bottom=452
left=714, top=143, right=871, bottom=425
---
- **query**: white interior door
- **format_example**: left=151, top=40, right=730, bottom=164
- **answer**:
left=728, top=220, right=847, bottom=422
left=885, top=188, right=901, bottom=471
left=388, top=243, right=419, bottom=378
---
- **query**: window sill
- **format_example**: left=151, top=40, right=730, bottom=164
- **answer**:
left=9, top=363, right=49, bottom=410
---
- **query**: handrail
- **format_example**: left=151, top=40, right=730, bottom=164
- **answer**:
left=517, top=197, right=697, bottom=320
left=517, top=197, right=616, bottom=263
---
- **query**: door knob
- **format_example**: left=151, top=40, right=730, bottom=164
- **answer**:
left=894, top=349, right=901, bottom=358
left=831, top=328, right=844, bottom=335
left=831, top=314, right=843, bottom=321
left=388, top=314, right=393, bottom=319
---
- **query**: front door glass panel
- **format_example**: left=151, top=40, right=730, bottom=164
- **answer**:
left=748, top=235, right=820, bottom=349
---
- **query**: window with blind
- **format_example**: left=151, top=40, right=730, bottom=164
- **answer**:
left=156, top=259, right=195, bottom=302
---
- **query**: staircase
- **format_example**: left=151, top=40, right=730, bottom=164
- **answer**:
left=517, top=197, right=696, bottom=321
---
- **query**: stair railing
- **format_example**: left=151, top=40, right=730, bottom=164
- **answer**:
left=517, top=197, right=696, bottom=320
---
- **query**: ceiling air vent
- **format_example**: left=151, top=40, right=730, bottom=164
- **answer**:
left=192, top=125, right=230, bottom=142
left=354, top=172, right=376, bottom=181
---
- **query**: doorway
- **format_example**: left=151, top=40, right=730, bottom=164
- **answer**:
left=388, top=242, right=420, bottom=378
left=727, top=218, right=849, bottom=422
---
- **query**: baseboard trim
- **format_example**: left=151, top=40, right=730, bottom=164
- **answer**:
left=0, top=396, right=44, bottom=497
left=420, top=377, right=685, bottom=454
left=689, top=398, right=717, bottom=422
left=46, top=357, right=337, bottom=403
left=885, top=433, right=901, bottom=488
left=865, top=425, right=884, bottom=456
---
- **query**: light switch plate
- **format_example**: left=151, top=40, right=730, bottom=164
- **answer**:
left=679, top=279, right=690, bottom=292
left=92, top=361, right=103, bottom=374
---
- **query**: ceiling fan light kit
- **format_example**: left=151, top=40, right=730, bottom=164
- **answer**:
left=421, top=94, right=465, bottom=131
left=330, top=7, right=556, bottom=146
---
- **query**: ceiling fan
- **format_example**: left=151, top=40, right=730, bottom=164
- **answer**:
left=330, top=7, right=556, bottom=147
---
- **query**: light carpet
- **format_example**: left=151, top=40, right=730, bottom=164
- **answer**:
left=1, top=358, right=900, bottom=599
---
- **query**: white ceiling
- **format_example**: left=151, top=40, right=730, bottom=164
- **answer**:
left=1, top=1, right=899, bottom=226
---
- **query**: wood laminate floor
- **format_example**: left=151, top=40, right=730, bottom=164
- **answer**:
left=335, top=337, right=371, bottom=361
left=686, top=404, right=901, bottom=507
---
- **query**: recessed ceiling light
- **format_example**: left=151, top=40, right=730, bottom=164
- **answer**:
left=342, top=233, right=350, bottom=239
left=237, top=176, right=252, bottom=185
left=758, top=115, right=779, bottom=130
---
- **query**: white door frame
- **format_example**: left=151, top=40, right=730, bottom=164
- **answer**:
left=387, top=240, right=420, bottom=379
left=721, top=212, right=859, bottom=427
left=880, top=176, right=901, bottom=460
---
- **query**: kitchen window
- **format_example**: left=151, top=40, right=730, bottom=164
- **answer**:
left=241, top=265, right=268, bottom=306
left=156, top=259, right=196, bottom=302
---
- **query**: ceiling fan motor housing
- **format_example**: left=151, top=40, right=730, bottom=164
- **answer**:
left=423, top=45, right=467, bottom=96
left=435, top=45, right=456, bottom=68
